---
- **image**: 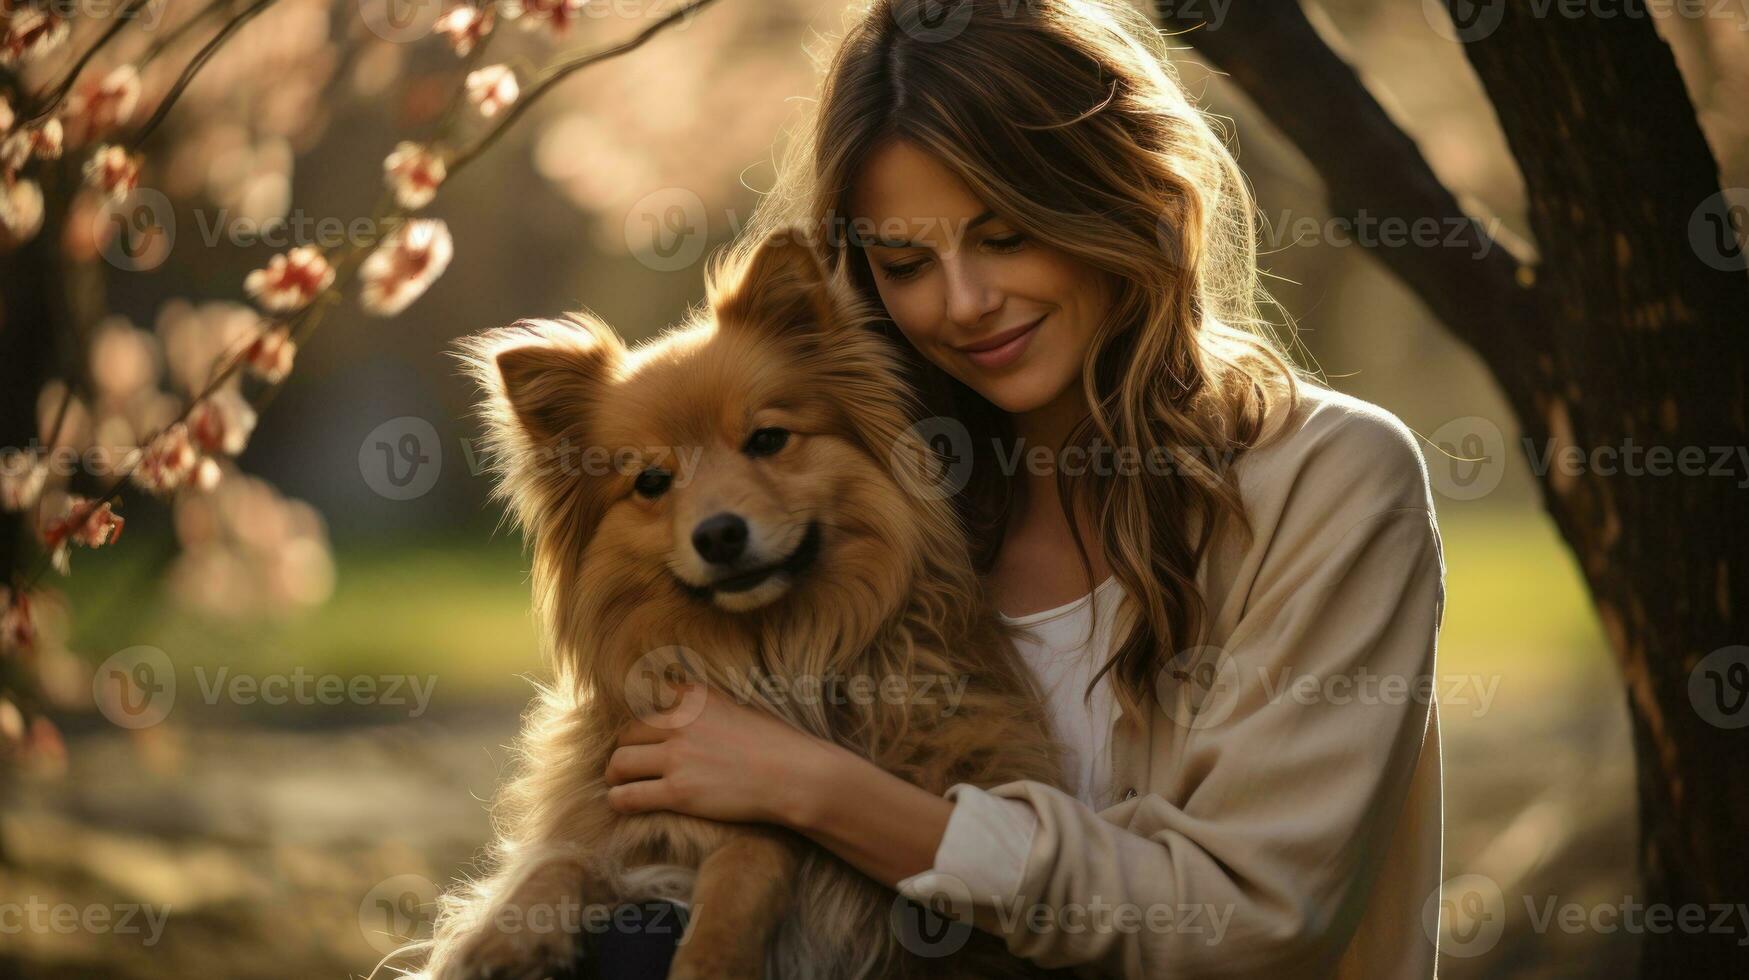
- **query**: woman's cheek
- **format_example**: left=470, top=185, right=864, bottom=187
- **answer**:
left=885, top=292, right=945, bottom=354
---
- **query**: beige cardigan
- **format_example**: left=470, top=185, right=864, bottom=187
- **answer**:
left=897, top=384, right=1446, bottom=978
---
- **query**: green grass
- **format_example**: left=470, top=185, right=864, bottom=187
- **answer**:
left=62, top=532, right=546, bottom=708
left=1435, top=506, right=1610, bottom=679
left=55, top=506, right=1611, bottom=713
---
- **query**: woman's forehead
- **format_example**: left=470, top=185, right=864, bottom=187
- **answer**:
left=848, top=139, right=996, bottom=246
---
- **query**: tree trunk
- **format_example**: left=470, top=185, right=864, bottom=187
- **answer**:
left=1156, top=2, right=1749, bottom=973
left=1, top=192, right=68, bottom=676
left=0, top=146, right=72, bottom=870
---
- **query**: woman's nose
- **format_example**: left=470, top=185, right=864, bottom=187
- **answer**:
left=941, top=255, right=1003, bottom=329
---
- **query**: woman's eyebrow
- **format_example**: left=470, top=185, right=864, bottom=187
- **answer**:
left=868, top=209, right=997, bottom=248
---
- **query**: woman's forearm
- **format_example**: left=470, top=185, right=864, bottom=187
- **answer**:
left=779, top=738, right=955, bottom=888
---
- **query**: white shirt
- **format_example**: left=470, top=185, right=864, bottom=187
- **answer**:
left=894, top=576, right=1133, bottom=941
left=998, top=574, right=1127, bottom=811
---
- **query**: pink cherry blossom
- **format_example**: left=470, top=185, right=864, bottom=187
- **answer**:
left=1, top=451, right=47, bottom=512
left=0, top=178, right=43, bottom=243
left=0, top=698, right=21, bottom=745
left=516, top=0, right=588, bottom=36
left=131, top=423, right=200, bottom=496
left=71, top=65, right=142, bottom=137
left=188, top=388, right=258, bottom=456
left=25, top=715, right=65, bottom=775
left=244, top=246, right=335, bottom=312
left=0, top=8, right=69, bottom=67
left=435, top=4, right=495, bottom=56
left=466, top=65, right=519, bottom=118
left=360, top=219, right=453, bottom=316
left=83, top=144, right=141, bottom=203
left=194, top=456, right=223, bottom=492
left=2, top=118, right=64, bottom=171
left=0, top=588, right=33, bottom=656
left=243, top=324, right=297, bottom=384
left=384, top=142, right=446, bottom=210
left=40, top=494, right=125, bottom=573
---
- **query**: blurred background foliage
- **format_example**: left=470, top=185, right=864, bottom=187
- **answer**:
left=4, top=0, right=1747, bottom=977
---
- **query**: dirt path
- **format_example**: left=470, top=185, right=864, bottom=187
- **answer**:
left=1, top=680, right=1638, bottom=979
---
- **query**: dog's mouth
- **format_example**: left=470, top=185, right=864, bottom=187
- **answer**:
left=679, top=521, right=822, bottom=602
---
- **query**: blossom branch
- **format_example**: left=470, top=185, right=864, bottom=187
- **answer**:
left=128, top=0, right=281, bottom=150
left=446, top=0, right=723, bottom=175
left=22, top=0, right=156, bottom=123
left=137, top=0, right=244, bottom=69
left=19, top=0, right=724, bottom=589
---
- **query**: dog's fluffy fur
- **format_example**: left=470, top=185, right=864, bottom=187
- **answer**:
left=423, top=229, right=1065, bottom=979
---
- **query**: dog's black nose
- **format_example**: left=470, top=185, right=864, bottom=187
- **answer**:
left=692, top=513, right=749, bottom=565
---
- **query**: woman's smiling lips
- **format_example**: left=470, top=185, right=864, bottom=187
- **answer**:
left=955, top=315, right=1044, bottom=370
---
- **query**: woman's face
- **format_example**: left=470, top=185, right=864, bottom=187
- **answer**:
left=848, top=138, right=1111, bottom=416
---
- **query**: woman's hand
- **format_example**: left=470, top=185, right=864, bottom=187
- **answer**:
left=605, top=684, right=836, bottom=827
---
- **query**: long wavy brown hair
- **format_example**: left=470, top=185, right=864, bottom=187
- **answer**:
left=731, top=0, right=1308, bottom=723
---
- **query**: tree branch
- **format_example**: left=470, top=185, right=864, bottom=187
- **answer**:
left=129, top=0, right=281, bottom=150
left=22, top=0, right=156, bottom=123
left=446, top=0, right=724, bottom=174
left=1153, top=0, right=1537, bottom=369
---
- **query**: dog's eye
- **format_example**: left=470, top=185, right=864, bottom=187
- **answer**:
left=744, top=427, right=790, bottom=458
left=634, top=468, right=672, bottom=498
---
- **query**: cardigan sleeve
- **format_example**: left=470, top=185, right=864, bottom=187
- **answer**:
left=896, top=425, right=1445, bottom=978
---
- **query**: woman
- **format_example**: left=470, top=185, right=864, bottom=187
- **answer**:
left=599, top=1, right=1446, bottom=976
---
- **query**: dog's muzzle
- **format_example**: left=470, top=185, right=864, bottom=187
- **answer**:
left=678, top=520, right=822, bottom=601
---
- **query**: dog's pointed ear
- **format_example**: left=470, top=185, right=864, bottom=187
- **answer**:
left=710, top=227, right=841, bottom=338
left=455, top=314, right=624, bottom=447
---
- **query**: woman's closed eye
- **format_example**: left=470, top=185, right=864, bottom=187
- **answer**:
left=879, top=257, right=929, bottom=282
left=876, top=232, right=1028, bottom=282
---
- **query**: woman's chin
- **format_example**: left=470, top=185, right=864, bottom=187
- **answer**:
left=970, top=375, right=1069, bottom=417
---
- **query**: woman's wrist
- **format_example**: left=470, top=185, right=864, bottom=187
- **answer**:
left=775, top=735, right=956, bottom=888
left=774, top=733, right=855, bottom=832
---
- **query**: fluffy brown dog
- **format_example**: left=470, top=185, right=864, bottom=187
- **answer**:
left=425, top=228, right=1064, bottom=980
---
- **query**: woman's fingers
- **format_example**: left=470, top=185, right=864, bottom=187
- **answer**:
left=604, top=743, right=668, bottom=786
left=606, top=777, right=672, bottom=814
